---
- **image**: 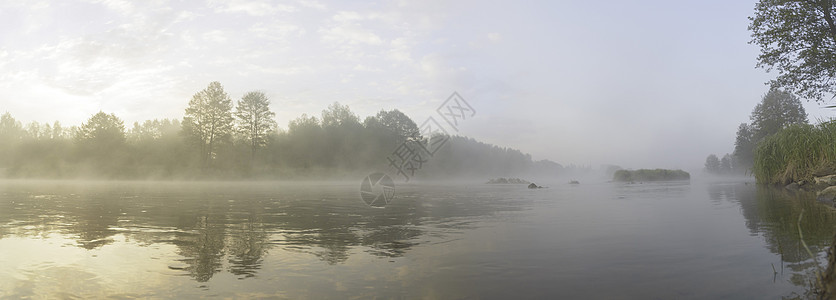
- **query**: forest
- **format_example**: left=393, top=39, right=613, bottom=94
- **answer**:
left=0, top=82, right=563, bottom=180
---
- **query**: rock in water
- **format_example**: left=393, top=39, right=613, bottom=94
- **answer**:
left=528, top=183, right=538, bottom=189
left=817, top=186, right=836, bottom=206
left=815, top=175, right=836, bottom=186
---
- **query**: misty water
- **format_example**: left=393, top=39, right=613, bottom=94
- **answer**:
left=0, top=179, right=833, bottom=299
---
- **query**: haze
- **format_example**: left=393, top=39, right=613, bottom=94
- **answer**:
left=1, top=0, right=831, bottom=171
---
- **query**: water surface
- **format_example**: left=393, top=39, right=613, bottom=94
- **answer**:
left=0, top=179, right=833, bottom=298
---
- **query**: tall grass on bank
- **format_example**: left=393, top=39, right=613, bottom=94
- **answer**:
left=753, top=120, right=836, bottom=185
left=612, top=169, right=690, bottom=182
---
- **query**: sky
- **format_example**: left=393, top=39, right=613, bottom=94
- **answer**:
left=0, top=0, right=833, bottom=171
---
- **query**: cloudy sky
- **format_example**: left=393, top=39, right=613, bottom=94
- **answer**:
left=0, top=0, right=832, bottom=171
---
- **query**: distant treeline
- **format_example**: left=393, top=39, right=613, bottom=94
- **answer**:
left=0, top=82, right=563, bottom=180
left=613, top=169, right=690, bottom=182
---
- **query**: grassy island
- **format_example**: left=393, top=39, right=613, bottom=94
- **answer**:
left=613, top=169, right=690, bottom=182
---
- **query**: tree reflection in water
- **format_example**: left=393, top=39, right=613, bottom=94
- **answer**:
left=0, top=182, right=515, bottom=282
left=708, top=183, right=836, bottom=298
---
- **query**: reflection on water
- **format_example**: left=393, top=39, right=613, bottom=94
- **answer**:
left=0, top=181, right=527, bottom=298
left=0, top=180, right=833, bottom=298
left=708, top=182, right=835, bottom=298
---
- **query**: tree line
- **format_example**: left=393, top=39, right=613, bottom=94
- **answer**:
left=704, top=89, right=807, bottom=176
left=0, top=81, right=562, bottom=179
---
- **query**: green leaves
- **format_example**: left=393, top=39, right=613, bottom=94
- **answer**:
left=234, top=91, right=277, bottom=158
left=750, top=0, right=836, bottom=101
left=183, top=81, right=234, bottom=167
left=76, top=111, right=126, bottom=146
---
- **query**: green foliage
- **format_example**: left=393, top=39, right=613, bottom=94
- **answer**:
left=704, top=154, right=720, bottom=173
left=734, top=123, right=755, bottom=170
left=0, top=84, right=566, bottom=179
left=613, top=169, right=690, bottom=182
left=234, top=91, right=277, bottom=159
left=749, top=1, right=836, bottom=101
left=753, top=120, right=836, bottom=185
left=704, top=153, right=738, bottom=175
left=321, top=102, right=360, bottom=128
left=182, top=81, right=235, bottom=168
left=734, top=89, right=807, bottom=170
left=75, top=111, right=126, bottom=147
left=750, top=89, right=807, bottom=140
left=364, top=109, right=421, bottom=143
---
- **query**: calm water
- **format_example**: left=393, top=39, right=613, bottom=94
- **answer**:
left=0, top=179, right=833, bottom=299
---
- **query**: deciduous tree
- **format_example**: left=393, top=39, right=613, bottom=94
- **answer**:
left=182, top=81, right=234, bottom=168
left=749, top=1, right=836, bottom=101
left=234, top=91, right=276, bottom=160
left=705, top=154, right=720, bottom=174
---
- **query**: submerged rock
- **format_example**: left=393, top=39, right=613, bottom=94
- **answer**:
left=528, top=183, right=541, bottom=189
left=785, top=182, right=800, bottom=190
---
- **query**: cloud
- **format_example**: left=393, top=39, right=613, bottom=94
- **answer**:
left=83, top=0, right=134, bottom=15
left=320, top=23, right=384, bottom=46
left=296, top=0, right=326, bottom=10
left=202, top=30, right=228, bottom=43
left=209, top=0, right=297, bottom=16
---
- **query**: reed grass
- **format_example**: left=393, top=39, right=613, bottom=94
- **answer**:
left=753, top=120, right=836, bottom=184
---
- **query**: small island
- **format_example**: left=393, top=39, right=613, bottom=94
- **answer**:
left=486, top=178, right=531, bottom=184
left=613, top=169, right=690, bottom=182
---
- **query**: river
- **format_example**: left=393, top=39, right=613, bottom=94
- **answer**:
left=0, top=179, right=833, bottom=299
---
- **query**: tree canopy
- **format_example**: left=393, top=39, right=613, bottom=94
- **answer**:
left=749, top=0, right=836, bottom=101
left=733, top=89, right=807, bottom=170
left=0, top=82, right=567, bottom=180
left=183, top=81, right=234, bottom=168
left=705, top=154, right=720, bottom=174
left=749, top=89, right=808, bottom=140
left=234, top=91, right=277, bottom=160
left=75, top=111, right=126, bottom=147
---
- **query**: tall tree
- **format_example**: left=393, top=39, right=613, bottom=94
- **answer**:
left=51, top=121, right=63, bottom=139
left=732, top=89, right=807, bottom=171
left=321, top=102, right=362, bottom=168
left=75, top=111, right=126, bottom=147
left=749, top=89, right=807, bottom=140
left=733, top=123, right=755, bottom=171
left=364, top=109, right=421, bottom=142
left=705, top=154, right=720, bottom=174
left=720, top=154, right=733, bottom=174
left=749, top=1, right=836, bottom=101
left=182, top=81, right=234, bottom=168
left=285, top=114, right=324, bottom=169
left=0, top=112, right=23, bottom=142
left=321, top=102, right=360, bottom=128
left=234, top=91, right=277, bottom=160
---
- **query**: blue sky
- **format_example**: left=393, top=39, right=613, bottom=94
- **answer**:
left=0, top=0, right=831, bottom=171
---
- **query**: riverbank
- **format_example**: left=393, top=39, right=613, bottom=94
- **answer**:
left=750, top=120, right=836, bottom=298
